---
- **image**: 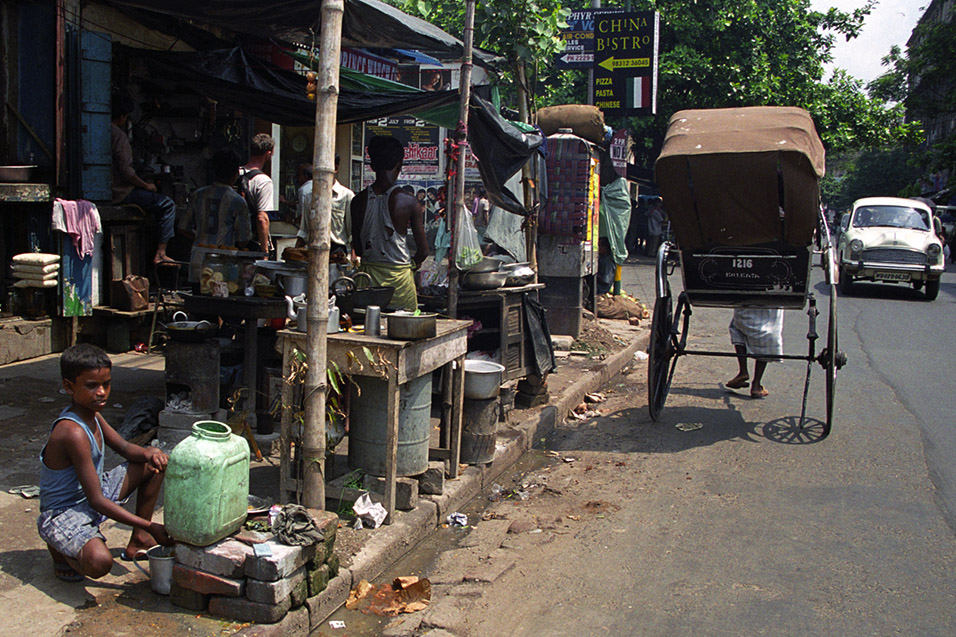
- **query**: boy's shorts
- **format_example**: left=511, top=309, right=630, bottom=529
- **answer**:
left=36, top=463, right=129, bottom=559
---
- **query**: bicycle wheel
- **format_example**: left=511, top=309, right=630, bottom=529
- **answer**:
left=824, top=284, right=839, bottom=438
left=647, top=293, right=674, bottom=421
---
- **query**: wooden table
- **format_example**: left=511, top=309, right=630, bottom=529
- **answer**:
left=182, top=293, right=287, bottom=429
left=277, top=319, right=471, bottom=522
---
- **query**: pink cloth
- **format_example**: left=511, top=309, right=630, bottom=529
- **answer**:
left=53, top=198, right=100, bottom=259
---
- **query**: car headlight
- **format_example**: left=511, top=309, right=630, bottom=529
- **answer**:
left=928, top=244, right=941, bottom=258
left=849, top=239, right=863, bottom=253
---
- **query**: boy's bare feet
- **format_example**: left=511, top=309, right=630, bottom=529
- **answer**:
left=726, top=373, right=750, bottom=389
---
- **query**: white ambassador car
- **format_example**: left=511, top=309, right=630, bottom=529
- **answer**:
left=838, top=196, right=944, bottom=300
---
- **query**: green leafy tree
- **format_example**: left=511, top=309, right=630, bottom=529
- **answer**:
left=821, top=147, right=922, bottom=212
left=870, top=16, right=956, bottom=188
left=392, top=0, right=914, bottom=164
left=394, top=0, right=570, bottom=116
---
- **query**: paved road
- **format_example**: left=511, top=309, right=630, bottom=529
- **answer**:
left=352, top=256, right=956, bottom=635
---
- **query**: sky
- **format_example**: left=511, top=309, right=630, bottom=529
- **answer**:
left=810, top=0, right=929, bottom=83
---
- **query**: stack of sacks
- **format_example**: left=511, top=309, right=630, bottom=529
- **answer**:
left=11, top=253, right=60, bottom=288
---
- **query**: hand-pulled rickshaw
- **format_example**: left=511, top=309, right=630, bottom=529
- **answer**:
left=648, top=106, right=847, bottom=439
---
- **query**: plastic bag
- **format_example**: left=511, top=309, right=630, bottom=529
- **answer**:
left=454, top=204, right=483, bottom=270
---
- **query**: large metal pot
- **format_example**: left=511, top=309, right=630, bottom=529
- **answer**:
left=461, top=270, right=508, bottom=290
left=386, top=312, right=437, bottom=340
left=463, top=360, right=505, bottom=399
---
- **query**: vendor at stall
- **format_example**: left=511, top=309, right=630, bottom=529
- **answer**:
left=350, top=136, right=427, bottom=311
left=295, top=154, right=355, bottom=265
left=177, top=149, right=252, bottom=283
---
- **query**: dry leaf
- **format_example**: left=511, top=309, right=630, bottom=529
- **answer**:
left=393, top=576, right=419, bottom=590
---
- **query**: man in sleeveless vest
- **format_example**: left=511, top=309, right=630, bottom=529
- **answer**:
left=350, top=136, right=427, bottom=311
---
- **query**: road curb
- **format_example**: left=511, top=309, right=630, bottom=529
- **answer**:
left=308, top=327, right=650, bottom=630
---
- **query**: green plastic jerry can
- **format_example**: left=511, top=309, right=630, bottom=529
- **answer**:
left=164, top=421, right=249, bottom=546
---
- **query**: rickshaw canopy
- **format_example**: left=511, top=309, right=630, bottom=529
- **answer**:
left=656, top=106, right=826, bottom=250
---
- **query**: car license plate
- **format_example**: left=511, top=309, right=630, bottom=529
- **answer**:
left=875, top=272, right=910, bottom=281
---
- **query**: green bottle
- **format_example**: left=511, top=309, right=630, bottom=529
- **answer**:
left=165, top=421, right=250, bottom=545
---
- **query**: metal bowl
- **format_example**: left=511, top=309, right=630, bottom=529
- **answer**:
left=463, top=257, right=503, bottom=273
left=461, top=270, right=508, bottom=290
left=0, top=165, right=35, bottom=182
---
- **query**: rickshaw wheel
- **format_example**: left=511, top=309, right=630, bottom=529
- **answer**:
left=647, top=294, right=675, bottom=421
left=823, top=286, right=839, bottom=437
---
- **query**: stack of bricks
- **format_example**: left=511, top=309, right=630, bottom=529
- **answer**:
left=169, top=509, right=339, bottom=625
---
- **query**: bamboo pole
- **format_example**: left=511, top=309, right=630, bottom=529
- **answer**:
left=448, top=0, right=476, bottom=320
left=516, top=62, right=537, bottom=272
left=302, top=0, right=344, bottom=509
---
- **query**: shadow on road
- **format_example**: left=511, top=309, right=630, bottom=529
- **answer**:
left=761, top=415, right=829, bottom=444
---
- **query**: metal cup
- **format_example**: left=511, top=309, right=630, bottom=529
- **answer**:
left=365, top=305, right=381, bottom=336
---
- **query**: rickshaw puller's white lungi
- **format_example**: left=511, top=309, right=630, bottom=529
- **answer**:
left=729, top=308, right=784, bottom=362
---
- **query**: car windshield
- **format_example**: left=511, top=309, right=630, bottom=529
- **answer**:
left=852, top=205, right=930, bottom=231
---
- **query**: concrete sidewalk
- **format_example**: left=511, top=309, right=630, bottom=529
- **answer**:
left=0, top=316, right=648, bottom=635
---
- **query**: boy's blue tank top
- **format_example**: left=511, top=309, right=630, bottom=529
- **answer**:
left=39, top=407, right=105, bottom=512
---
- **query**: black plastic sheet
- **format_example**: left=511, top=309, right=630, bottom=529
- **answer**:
left=469, top=94, right=545, bottom=216
left=523, top=294, right=556, bottom=378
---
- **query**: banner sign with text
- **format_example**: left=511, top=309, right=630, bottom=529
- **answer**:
left=556, top=8, right=623, bottom=69
left=363, top=116, right=441, bottom=186
left=591, top=10, right=659, bottom=116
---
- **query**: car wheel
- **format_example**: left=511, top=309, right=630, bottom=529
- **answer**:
left=839, top=267, right=853, bottom=295
left=912, top=280, right=924, bottom=291
left=925, top=279, right=940, bottom=301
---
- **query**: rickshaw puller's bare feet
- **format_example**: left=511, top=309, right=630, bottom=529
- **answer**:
left=726, top=374, right=750, bottom=389
left=750, top=386, right=769, bottom=398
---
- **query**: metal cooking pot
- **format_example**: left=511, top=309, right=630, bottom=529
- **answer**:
left=386, top=312, right=437, bottom=340
left=277, top=273, right=307, bottom=298
left=461, top=270, right=508, bottom=290
left=332, top=276, right=394, bottom=319
left=166, top=312, right=216, bottom=342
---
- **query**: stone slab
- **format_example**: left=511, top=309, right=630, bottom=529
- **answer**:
left=418, top=461, right=445, bottom=495
left=209, top=593, right=292, bottom=625
left=172, top=563, right=245, bottom=597
left=169, top=580, right=210, bottom=612
left=247, top=566, right=305, bottom=605
left=175, top=539, right=252, bottom=578
left=245, top=541, right=316, bottom=582
left=363, top=476, right=419, bottom=510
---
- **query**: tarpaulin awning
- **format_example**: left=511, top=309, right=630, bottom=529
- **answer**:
left=105, top=0, right=500, bottom=67
left=135, top=47, right=542, bottom=214
left=137, top=46, right=460, bottom=126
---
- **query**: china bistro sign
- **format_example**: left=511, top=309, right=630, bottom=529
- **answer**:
left=592, top=11, right=659, bottom=116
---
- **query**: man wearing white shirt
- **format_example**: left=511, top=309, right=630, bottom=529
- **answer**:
left=296, top=155, right=355, bottom=265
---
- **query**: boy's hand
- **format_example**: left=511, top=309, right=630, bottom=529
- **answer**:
left=144, top=447, right=168, bottom=474
left=149, top=522, right=174, bottom=547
